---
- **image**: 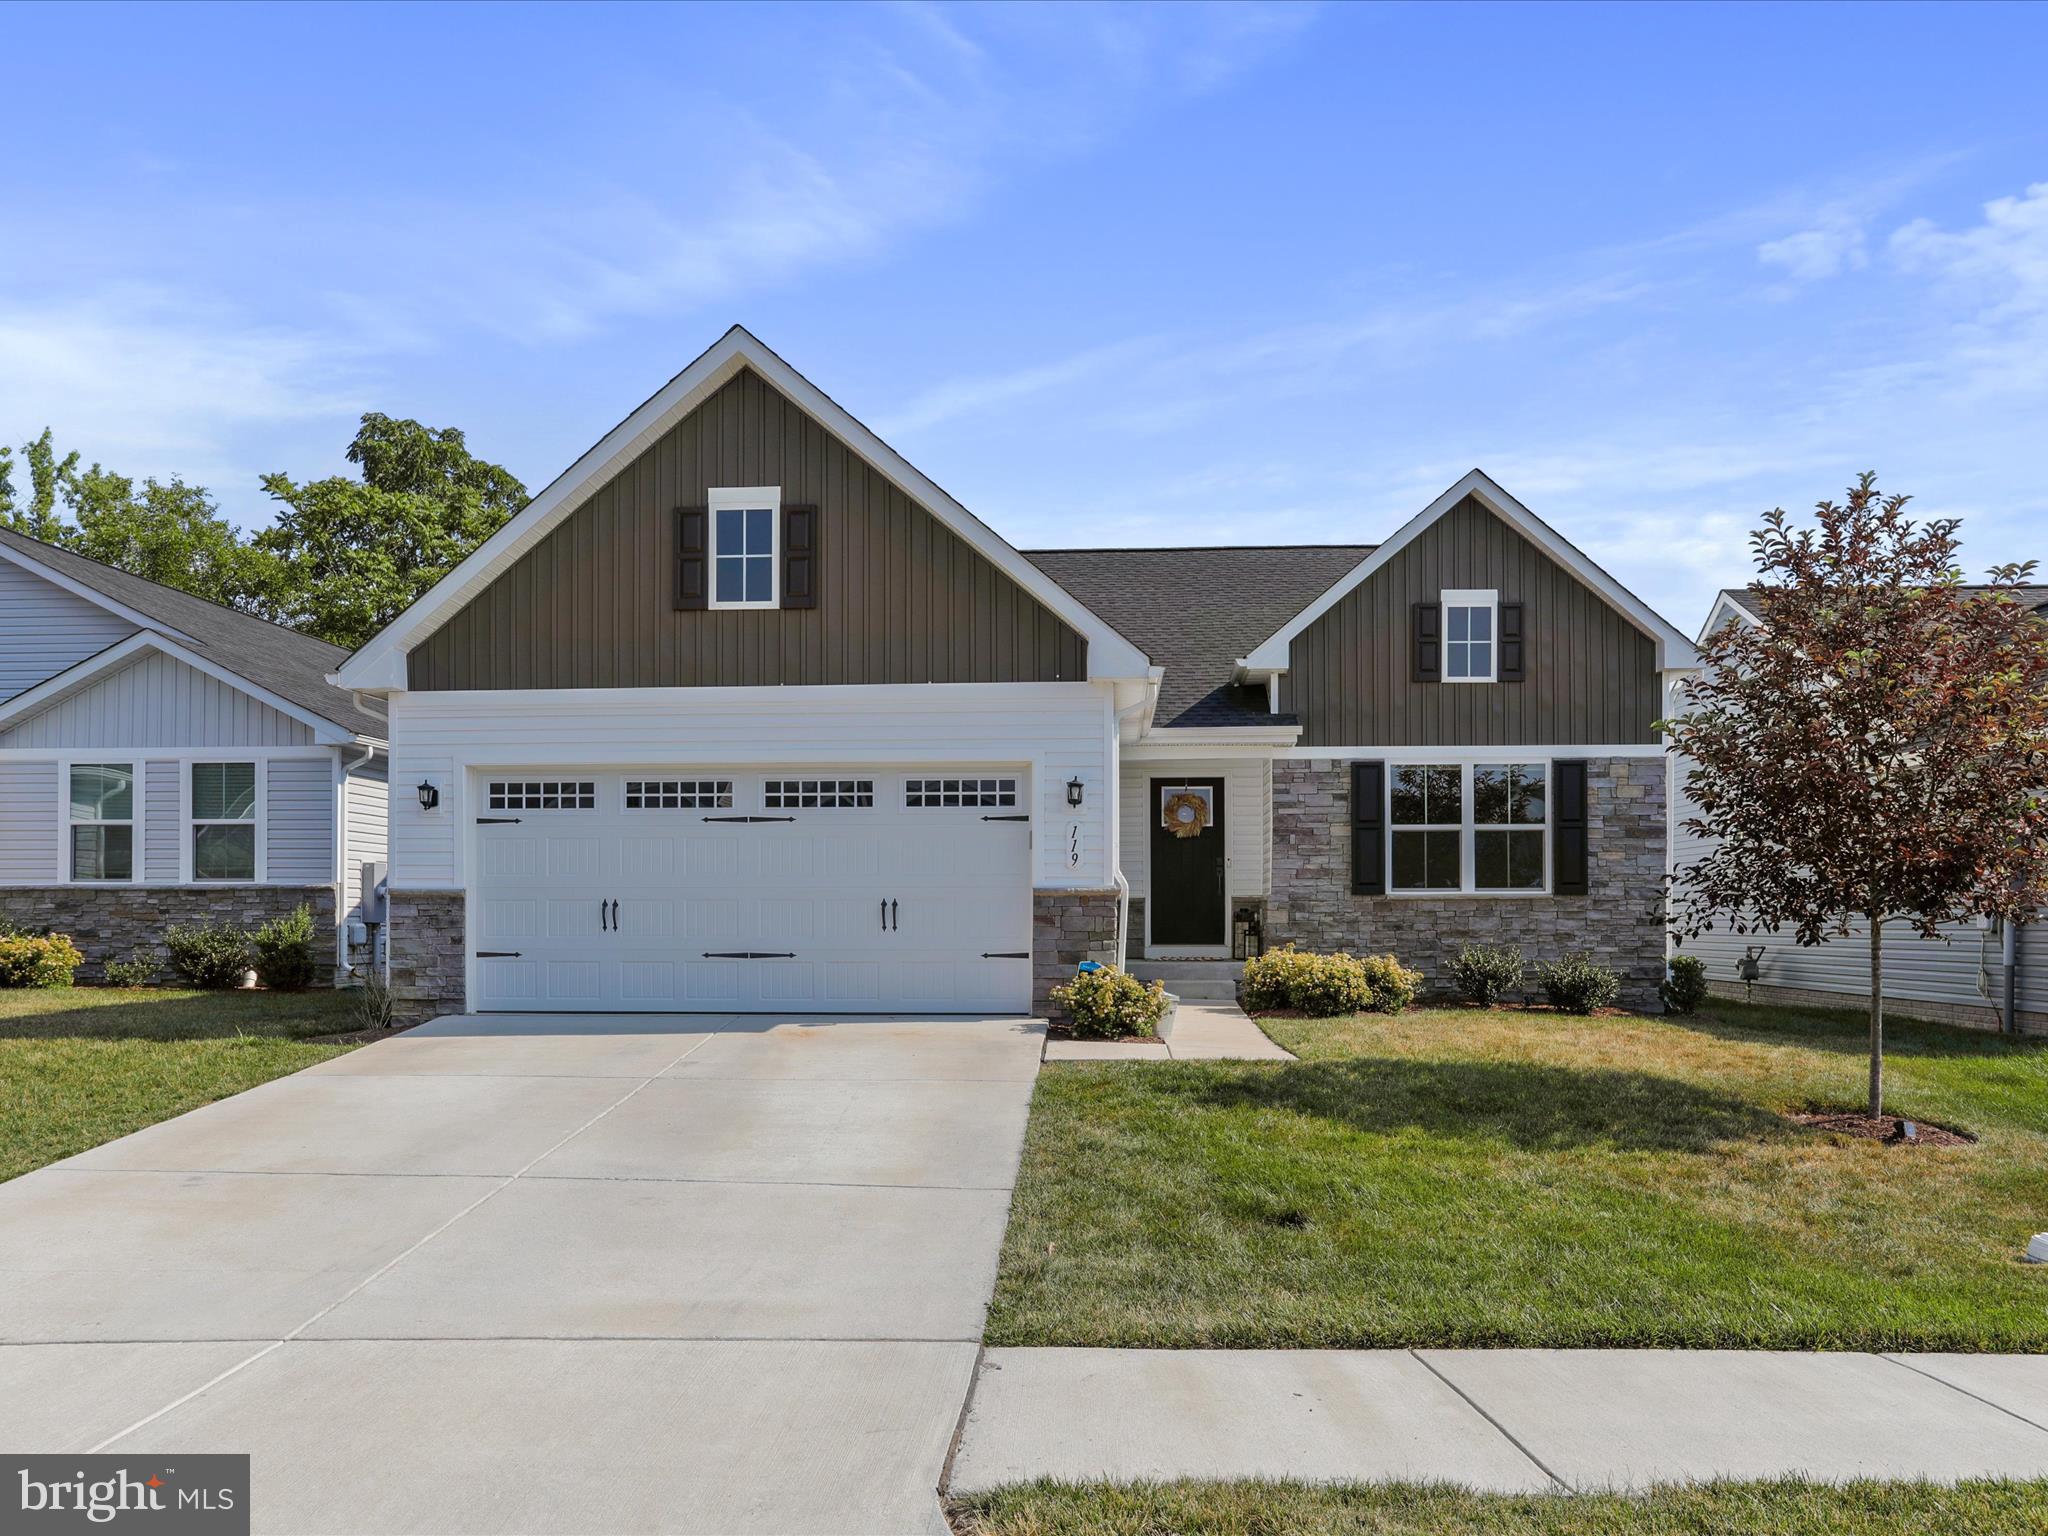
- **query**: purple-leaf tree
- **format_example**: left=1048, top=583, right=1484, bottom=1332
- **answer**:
left=1668, top=473, right=2048, bottom=1117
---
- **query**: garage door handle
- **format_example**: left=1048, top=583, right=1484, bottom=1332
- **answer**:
left=600, top=900, right=608, bottom=932
left=880, top=898, right=888, bottom=932
left=610, top=898, right=619, bottom=929
left=890, top=899, right=898, bottom=931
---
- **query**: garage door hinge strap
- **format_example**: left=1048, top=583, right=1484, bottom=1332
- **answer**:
left=476, top=817, right=522, bottom=824
left=701, top=815, right=798, bottom=823
left=981, top=814, right=1031, bottom=822
left=701, top=951, right=798, bottom=959
left=982, top=951, right=1029, bottom=959
left=476, top=950, right=522, bottom=958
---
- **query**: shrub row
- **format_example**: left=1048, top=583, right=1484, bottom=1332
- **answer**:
left=0, top=905, right=320, bottom=992
left=1445, top=942, right=1624, bottom=1014
left=1242, top=946, right=1421, bottom=1017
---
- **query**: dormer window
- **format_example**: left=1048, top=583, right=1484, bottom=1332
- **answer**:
left=1442, top=589, right=1497, bottom=682
left=709, top=486, right=780, bottom=609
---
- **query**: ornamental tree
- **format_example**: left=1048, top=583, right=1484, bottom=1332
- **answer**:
left=1668, top=473, right=2048, bottom=1117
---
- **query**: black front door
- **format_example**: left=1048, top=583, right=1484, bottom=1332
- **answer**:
left=1150, top=777, right=1226, bottom=949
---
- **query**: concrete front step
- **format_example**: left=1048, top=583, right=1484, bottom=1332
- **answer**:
left=1151, top=979, right=1240, bottom=1002
left=1129, top=961, right=1245, bottom=982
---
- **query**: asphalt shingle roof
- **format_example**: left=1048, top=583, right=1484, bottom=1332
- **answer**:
left=0, top=528, right=384, bottom=738
left=1026, top=545, right=1374, bottom=728
left=1718, top=583, right=2048, bottom=621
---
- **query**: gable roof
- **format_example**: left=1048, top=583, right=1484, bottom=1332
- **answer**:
left=1240, top=469, right=1702, bottom=672
left=1705, top=582, right=2048, bottom=641
left=0, top=528, right=384, bottom=739
left=334, top=326, right=1152, bottom=689
left=1027, top=545, right=1372, bottom=728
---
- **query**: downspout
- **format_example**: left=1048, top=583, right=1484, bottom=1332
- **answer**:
left=338, top=742, right=377, bottom=983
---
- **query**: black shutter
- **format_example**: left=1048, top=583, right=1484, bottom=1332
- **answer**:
left=1499, top=602, right=1525, bottom=682
left=675, top=506, right=708, bottom=610
left=1351, top=760, right=1386, bottom=896
left=1412, top=602, right=1441, bottom=682
left=1554, top=759, right=1589, bottom=895
left=783, top=503, right=818, bottom=610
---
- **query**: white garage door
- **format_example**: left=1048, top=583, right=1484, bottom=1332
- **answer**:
left=470, top=770, right=1033, bottom=1013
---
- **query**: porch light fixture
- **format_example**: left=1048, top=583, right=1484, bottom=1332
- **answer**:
left=1066, top=775, right=1085, bottom=809
left=417, top=780, right=440, bottom=812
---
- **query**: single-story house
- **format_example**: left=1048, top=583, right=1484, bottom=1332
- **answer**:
left=1673, top=586, right=2048, bottom=1034
left=331, top=327, right=1701, bottom=1025
left=0, top=529, right=389, bottom=980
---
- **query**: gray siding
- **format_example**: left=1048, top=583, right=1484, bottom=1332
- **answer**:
left=0, top=650, right=315, bottom=748
left=0, top=558, right=136, bottom=700
left=408, top=367, right=1088, bottom=690
left=266, top=757, right=334, bottom=883
left=343, top=754, right=388, bottom=946
left=144, top=760, right=180, bottom=881
left=1290, top=495, right=1662, bottom=746
left=0, top=760, right=58, bottom=881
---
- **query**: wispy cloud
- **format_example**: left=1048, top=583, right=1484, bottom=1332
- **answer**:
left=1758, top=216, right=1869, bottom=282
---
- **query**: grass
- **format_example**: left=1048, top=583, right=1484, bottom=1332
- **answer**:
left=948, top=1478, right=2048, bottom=1535
left=984, top=999, right=2048, bottom=1351
left=0, top=987, right=363, bottom=1182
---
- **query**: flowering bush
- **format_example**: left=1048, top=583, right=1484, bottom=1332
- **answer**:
left=1242, top=945, right=1419, bottom=1016
left=1050, top=966, right=1170, bottom=1039
left=1352, top=953, right=1422, bottom=1014
left=1241, top=945, right=1321, bottom=1011
left=0, top=931, right=85, bottom=989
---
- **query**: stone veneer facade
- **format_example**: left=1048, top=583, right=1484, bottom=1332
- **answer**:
left=1032, top=887, right=1122, bottom=1022
left=387, top=889, right=468, bottom=1026
left=0, top=885, right=338, bottom=983
left=1268, top=757, right=1669, bottom=1009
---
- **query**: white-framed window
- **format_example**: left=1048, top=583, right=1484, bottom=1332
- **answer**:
left=1389, top=764, right=1462, bottom=891
left=624, top=779, right=732, bottom=810
left=709, top=486, right=780, bottom=609
left=907, top=776, right=1018, bottom=809
left=1442, top=589, right=1497, bottom=682
left=69, top=762, right=135, bottom=882
left=191, top=761, right=258, bottom=881
left=488, top=780, right=596, bottom=811
left=1386, top=758, right=1552, bottom=894
left=765, top=778, right=873, bottom=809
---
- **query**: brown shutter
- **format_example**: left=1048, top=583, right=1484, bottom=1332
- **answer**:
left=675, top=506, right=708, bottom=610
left=1554, top=759, right=1588, bottom=895
left=1411, top=602, right=1441, bottom=682
left=783, top=503, right=818, bottom=610
left=1499, top=602, right=1525, bottom=682
left=1351, top=760, right=1386, bottom=896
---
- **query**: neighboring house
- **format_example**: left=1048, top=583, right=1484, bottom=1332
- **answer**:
left=0, top=530, right=390, bottom=982
left=331, top=326, right=1700, bottom=1025
left=1672, top=586, right=2048, bottom=1034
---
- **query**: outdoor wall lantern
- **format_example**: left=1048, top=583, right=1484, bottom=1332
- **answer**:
left=1066, top=775, right=1085, bottom=809
left=417, top=780, right=440, bottom=812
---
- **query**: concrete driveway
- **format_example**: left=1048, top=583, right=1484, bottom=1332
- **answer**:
left=0, top=1011, right=1044, bottom=1534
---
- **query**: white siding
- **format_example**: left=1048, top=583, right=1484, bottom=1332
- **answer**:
left=0, top=558, right=135, bottom=700
left=1119, top=755, right=1271, bottom=900
left=386, top=683, right=1116, bottom=892
left=0, top=760, right=58, bottom=881
left=0, top=651, right=314, bottom=748
left=266, top=757, right=335, bottom=883
left=143, top=760, right=180, bottom=881
left=343, top=753, right=389, bottom=922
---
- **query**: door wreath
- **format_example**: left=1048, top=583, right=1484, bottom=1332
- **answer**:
left=1161, top=789, right=1212, bottom=839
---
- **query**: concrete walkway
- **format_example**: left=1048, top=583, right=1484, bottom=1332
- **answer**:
left=949, top=1348, right=2048, bottom=1493
left=1043, top=1000, right=1294, bottom=1062
left=0, top=1012, right=1045, bottom=1535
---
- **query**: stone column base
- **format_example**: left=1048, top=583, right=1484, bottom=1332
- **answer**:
left=1032, top=888, right=1122, bottom=1022
left=388, top=889, right=467, bottom=1026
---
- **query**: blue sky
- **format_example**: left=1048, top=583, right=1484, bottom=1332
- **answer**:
left=5, top=1, right=2046, bottom=627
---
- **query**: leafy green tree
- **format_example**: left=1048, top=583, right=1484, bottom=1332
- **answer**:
left=256, top=413, right=527, bottom=648
left=63, top=466, right=281, bottom=611
left=0, top=429, right=80, bottom=542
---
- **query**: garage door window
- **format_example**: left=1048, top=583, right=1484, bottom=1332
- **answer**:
left=488, top=780, right=597, bottom=811
left=764, top=778, right=873, bottom=809
left=624, top=779, right=734, bottom=810
left=907, top=776, right=1018, bottom=808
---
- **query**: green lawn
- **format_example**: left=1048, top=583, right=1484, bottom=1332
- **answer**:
left=948, top=1479, right=2048, bottom=1536
left=0, top=987, right=363, bottom=1182
left=984, top=999, right=2048, bottom=1351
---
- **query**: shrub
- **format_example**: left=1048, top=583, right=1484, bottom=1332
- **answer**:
left=1538, top=952, right=1622, bottom=1014
left=101, top=947, right=163, bottom=988
left=1661, top=953, right=1710, bottom=1015
left=1448, top=942, right=1524, bottom=1006
left=1354, top=952, right=1422, bottom=1013
left=1050, top=966, right=1170, bottom=1040
left=1290, top=952, right=1375, bottom=1017
left=0, top=932, right=84, bottom=988
left=166, top=921, right=253, bottom=990
left=1241, top=945, right=1319, bottom=1011
left=348, top=970, right=396, bottom=1031
left=252, top=904, right=319, bottom=992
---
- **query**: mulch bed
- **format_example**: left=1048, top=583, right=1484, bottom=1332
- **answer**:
left=1788, top=1110, right=1976, bottom=1147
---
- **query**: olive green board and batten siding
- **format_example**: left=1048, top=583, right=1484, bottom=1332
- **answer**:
left=1289, top=495, right=1662, bottom=746
left=407, top=368, right=1087, bottom=690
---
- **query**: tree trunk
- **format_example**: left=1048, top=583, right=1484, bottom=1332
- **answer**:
left=1868, top=914, right=1884, bottom=1119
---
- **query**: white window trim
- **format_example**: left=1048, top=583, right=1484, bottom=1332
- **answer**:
left=187, top=760, right=265, bottom=884
left=707, top=485, right=781, bottom=611
left=1441, top=588, right=1498, bottom=683
left=1385, top=756, right=1553, bottom=897
left=62, top=758, right=141, bottom=886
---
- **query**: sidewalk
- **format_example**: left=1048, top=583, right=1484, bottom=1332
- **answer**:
left=948, top=1348, right=2048, bottom=1494
left=1042, top=1001, right=1293, bottom=1062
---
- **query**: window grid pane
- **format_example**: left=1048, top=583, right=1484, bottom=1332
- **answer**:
left=764, top=778, right=874, bottom=810
left=487, top=781, right=597, bottom=811
left=70, top=764, right=134, bottom=822
left=192, top=762, right=256, bottom=822
left=906, top=776, right=1018, bottom=809
left=194, top=823, right=257, bottom=881
left=623, top=779, right=733, bottom=810
left=71, top=824, right=133, bottom=882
